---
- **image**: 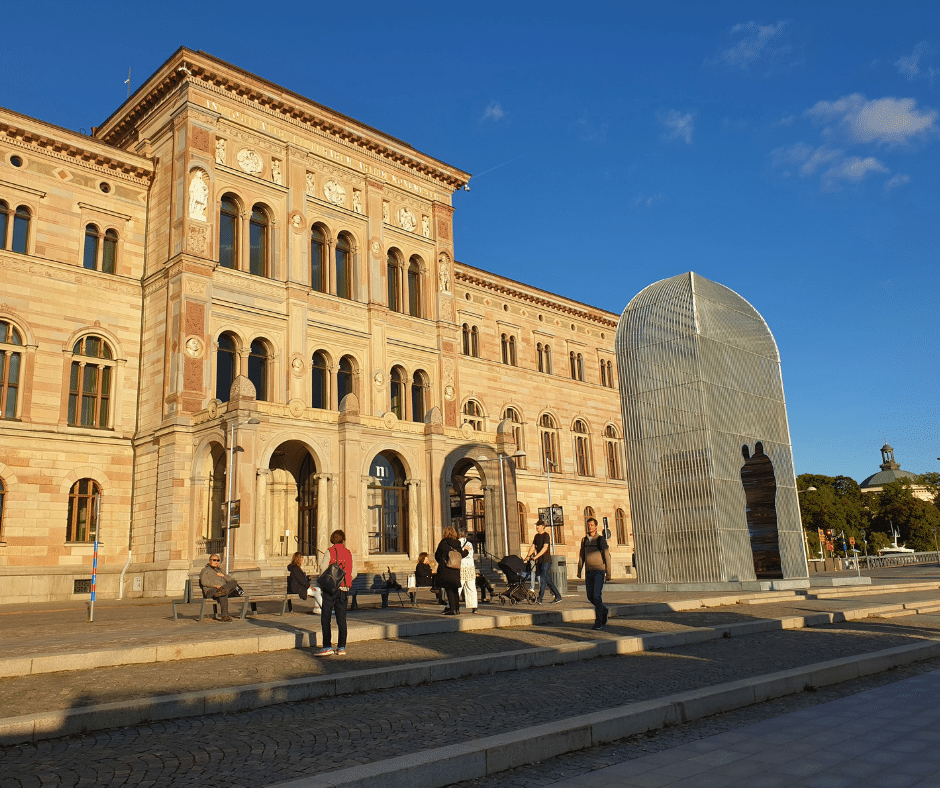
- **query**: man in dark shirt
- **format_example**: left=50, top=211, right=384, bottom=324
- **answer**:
left=527, top=519, right=562, bottom=604
left=577, top=517, right=612, bottom=629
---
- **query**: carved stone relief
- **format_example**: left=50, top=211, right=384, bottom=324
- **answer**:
left=352, top=190, right=363, bottom=214
left=305, top=173, right=316, bottom=197
left=237, top=148, right=264, bottom=175
left=215, top=138, right=226, bottom=165
left=289, top=211, right=304, bottom=231
left=192, top=126, right=214, bottom=153
left=397, top=207, right=417, bottom=232
left=323, top=179, right=346, bottom=206
left=188, top=226, right=208, bottom=255
left=369, top=239, right=382, bottom=258
left=188, top=169, right=209, bottom=221
left=438, top=254, right=451, bottom=293
left=290, top=355, right=305, bottom=376
left=382, top=201, right=390, bottom=223
left=444, top=385, right=456, bottom=401
left=271, top=159, right=282, bottom=185
left=373, top=370, right=385, bottom=387
left=185, top=336, right=203, bottom=358
left=422, top=215, right=430, bottom=238
left=437, top=218, right=450, bottom=240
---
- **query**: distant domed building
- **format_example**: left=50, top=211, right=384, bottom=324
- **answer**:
left=860, top=445, right=929, bottom=499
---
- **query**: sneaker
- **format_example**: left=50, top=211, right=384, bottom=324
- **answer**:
left=602, top=607, right=610, bottom=625
left=443, top=610, right=456, bottom=615
left=335, top=647, right=346, bottom=656
left=550, top=598, right=562, bottom=605
left=592, top=621, right=603, bottom=630
left=315, top=646, right=334, bottom=656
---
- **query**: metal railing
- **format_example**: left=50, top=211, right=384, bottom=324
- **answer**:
left=860, top=551, right=940, bottom=570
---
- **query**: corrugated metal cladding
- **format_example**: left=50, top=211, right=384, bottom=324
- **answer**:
left=616, top=272, right=807, bottom=584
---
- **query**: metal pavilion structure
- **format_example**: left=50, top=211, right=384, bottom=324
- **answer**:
left=615, top=273, right=807, bottom=584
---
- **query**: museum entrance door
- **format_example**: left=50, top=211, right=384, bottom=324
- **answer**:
left=449, top=460, right=487, bottom=555
left=268, top=441, right=318, bottom=558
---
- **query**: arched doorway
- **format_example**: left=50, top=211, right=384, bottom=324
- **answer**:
left=741, top=442, right=782, bottom=579
left=267, top=441, right=318, bottom=558
left=449, top=459, right=486, bottom=554
left=367, top=452, right=408, bottom=554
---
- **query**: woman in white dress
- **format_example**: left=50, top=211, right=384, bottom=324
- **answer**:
left=458, top=528, right=477, bottom=613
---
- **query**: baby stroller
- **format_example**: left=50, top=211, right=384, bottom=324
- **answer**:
left=496, top=555, right=537, bottom=605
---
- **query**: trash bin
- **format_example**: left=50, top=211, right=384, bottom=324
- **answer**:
left=550, top=555, right=567, bottom=595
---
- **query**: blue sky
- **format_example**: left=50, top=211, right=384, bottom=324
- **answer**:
left=4, top=1, right=937, bottom=483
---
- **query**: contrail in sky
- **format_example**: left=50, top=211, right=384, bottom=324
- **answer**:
left=471, top=154, right=527, bottom=180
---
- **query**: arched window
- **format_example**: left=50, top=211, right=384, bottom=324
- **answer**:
left=83, top=225, right=118, bottom=273
left=390, top=366, right=405, bottom=419
left=310, top=225, right=326, bottom=292
left=83, top=224, right=99, bottom=270
left=335, top=233, right=352, bottom=299
left=501, top=334, right=509, bottom=365
left=0, top=201, right=8, bottom=249
left=570, top=352, right=584, bottom=381
left=103, top=229, right=118, bottom=274
left=537, top=343, right=545, bottom=372
left=68, top=335, right=114, bottom=428
left=615, top=508, right=628, bottom=545
left=509, top=336, right=517, bottom=366
left=218, top=195, right=239, bottom=269
left=387, top=250, right=402, bottom=312
left=544, top=344, right=553, bottom=374
left=600, top=359, right=607, bottom=387
left=11, top=205, right=30, bottom=254
left=463, top=399, right=484, bottom=431
left=311, top=351, right=329, bottom=409
left=67, top=478, right=100, bottom=542
left=411, top=369, right=428, bottom=422
left=248, top=205, right=269, bottom=277
left=338, top=355, right=357, bottom=406
left=605, top=425, right=622, bottom=479
left=408, top=256, right=422, bottom=317
left=605, top=360, right=614, bottom=388
left=574, top=419, right=592, bottom=476
left=503, top=407, right=526, bottom=469
left=216, top=333, right=238, bottom=402
left=367, top=452, right=408, bottom=554
left=501, top=335, right=517, bottom=366
left=570, top=352, right=576, bottom=379
left=0, top=320, right=23, bottom=420
left=539, top=413, right=560, bottom=472
left=248, top=339, right=269, bottom=401
left=517, top=501, right=527, bottom=547
left=0, top=477, right=5, bottom=539
left=462, top=324, right=479, bottom=357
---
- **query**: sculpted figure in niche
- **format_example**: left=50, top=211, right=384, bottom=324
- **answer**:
left=438, top=255, right=451, bottom=292
left=422, top=215, right=430, bottom=238
left=352, top=190, right=363, bottom=214
left=305, top=173, right=316, bottom=197
left=215, top=138, right=226, bottom=165
left=382, top=201, right=390, bottom=223
left=397, top=207, right=416, bottom=232
left=188, top=170, right=209, bottom=221
left=271, top=160, right=282, bottom=185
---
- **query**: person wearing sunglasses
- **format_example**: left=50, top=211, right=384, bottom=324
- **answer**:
left=198, top=554, right=240, bottom=622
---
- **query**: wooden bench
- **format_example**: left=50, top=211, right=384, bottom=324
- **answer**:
left=172, top=575, right=306, bottom=622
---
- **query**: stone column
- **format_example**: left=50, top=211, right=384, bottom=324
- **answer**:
left=255, top=468, right=270, bottom=563
left=315, top=473, right=331, bottom=565
left=406, top=479, right=421, bottom=558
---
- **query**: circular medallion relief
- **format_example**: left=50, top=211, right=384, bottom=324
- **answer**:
left=236, top=148, right=263, bottom=175
left=373, top=370, right=385, bottom=387
left=207, top=399, right=220, bottom=419
left=288, top=398, right=305, bottom=418
left=383, top=411, right=397, bottom=429
left=185, top=336, right=202, bottom=358
left=290, top=355, right=305, bottom=377
left=289, top=211, right=305, bottom=231
left=460, top=423, right=475, bottom=440
left=444, top=385, right=455, bottom=401
left=370, top=239, right=382, bottom=257
left=323, top=180, right=346, bottom=206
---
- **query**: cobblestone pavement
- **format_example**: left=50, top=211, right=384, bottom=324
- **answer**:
left=2, top=614, right=939, bottom=787
left=449, top=654, right=940, bottom=788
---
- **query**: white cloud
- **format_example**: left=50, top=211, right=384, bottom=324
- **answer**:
left=895, top=42, right=938, bottom=82
left=769, top=143, right=889, bottom=186
left=805, top=94, right=937, bottom=145
left=632, top=193, right=666, bottom=208
left=575, top=114, right=608, bottom=144
left=822, top=156, right=888, bottom=184
left=481, top=101, right=505, bottom=123
left=799, top=146, right=843, bottom=177
left=885, top=173, right=911, bottom=191
left=709, top=21, right=790, bottom=70
left=659, top=110, right=695, bottom=144
left=774, top=114, right=796, bottom=127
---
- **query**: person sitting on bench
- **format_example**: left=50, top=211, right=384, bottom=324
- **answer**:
left=199, top=554, right=239, bottom=622
left=416, top=552, right=443, bottom=603
left=475, top=571, right=495, bottom=603
left=288, top=551, right=321, bottom=613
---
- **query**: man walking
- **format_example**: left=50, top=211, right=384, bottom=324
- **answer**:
left=526, top=518, right=562, bottom=604
left=577, top=517, right=612, bottom=629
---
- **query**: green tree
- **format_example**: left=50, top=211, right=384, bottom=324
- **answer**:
left=797, top=474, right=872, bottom=556
left=869, top=479, right=940, bottom=552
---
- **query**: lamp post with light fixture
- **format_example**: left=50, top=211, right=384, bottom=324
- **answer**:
left=225, top=417, right=260, bottom=573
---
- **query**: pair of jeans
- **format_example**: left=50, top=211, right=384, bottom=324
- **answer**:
left=537, top=561, right=561, bottom=602
left=585, top=570, right=607, bottom=623
left=320, top=589, right=348, bottom=648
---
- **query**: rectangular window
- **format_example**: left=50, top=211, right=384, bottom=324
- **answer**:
left=249, top=223, right=266, bottom=276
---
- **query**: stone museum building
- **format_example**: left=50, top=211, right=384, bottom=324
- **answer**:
left=0, top=48, right=632, bottom=602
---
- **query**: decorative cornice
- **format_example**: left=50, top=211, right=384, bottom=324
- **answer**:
left=454, top=267, right=618, bottom=328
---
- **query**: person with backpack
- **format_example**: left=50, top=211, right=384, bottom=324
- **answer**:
left=577, top=517, right=612, bottom=630
left=434, top=526, right=468, bottom=615
left=315, top=530, right=353, bottom=655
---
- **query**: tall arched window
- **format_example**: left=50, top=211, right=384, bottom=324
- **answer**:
left=544, top=345, right=552, bottom=374
left=569, top=351, right=576, bottom=378
left=574, top=419, right=592, bottom=476
left=501, top=334, right=509, bottom=364
left=387, top=250, right=402, bottom=312
left=0, top=201, right=8, bottom=249
left=570, top=352, right=584, bottom=381
left=605, top=425, right=622, bottom=479
left=336, top=233, right=352, bottom=299
left=338, top=355, right=356, bottom=406
left=310, top=225, right=326, bottom=292
left=0, top=320, right=23, bottom=420
left=103, top=229, right=118, bottom=274
left=390, top=366, right=405, bottom=419
left=367, top=452, right=408, bottom=554
left=537, top=343, right=545, bottom=372
left=463, top=400, right=484, bottom=431
left=411, top=369, right=428, bottom=423
left=67, top=478, right=100, bottom=542
left=68, top=335, right=114, bottom=428
left=539, top=413, right=560, bottom=472
left=311, top=351, right=329, bottom=409
left=408, top=256, right=422, bottom=317
left=83, top=225, right=118, bottom=273
left=517, top=501, right=527, bottom=547
left=218, top=195, right=239, bottom=269
left=248, top=339, right=269, bottom=401
left=216, top=333, right=238, bottom=402
left=602, top=360, right=614, bottom=388
left=503, top=407, right=526, bottom=469
left=11, top=205, right=30, bottom=254
left=600, top=359, right=607, bottom=387
left=83, top=224, right=99, bottom=270
left=615, top=508, right=628, bottom=545
left=249, top=205, right=269, bottom=277
left=501, top=335, right=517, bottom=366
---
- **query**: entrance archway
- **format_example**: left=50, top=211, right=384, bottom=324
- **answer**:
left=449, top=459, right=487, bottom=554
left=367, top=452, right=408, bottom=554
left=267, top=441, right=318, bottom=558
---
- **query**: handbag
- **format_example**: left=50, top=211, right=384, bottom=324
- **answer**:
left=446, top=546, right=463, bottom=570
left=317, top=547, right=346, bottom=595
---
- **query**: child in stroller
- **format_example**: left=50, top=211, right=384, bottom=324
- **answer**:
left=495, top=555, right=538, bottom=605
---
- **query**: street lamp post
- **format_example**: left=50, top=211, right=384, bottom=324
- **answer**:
left=226, top=417, right=260, bottom=574
left=545, top=456, right=559, bottom=553
left=477, top=449, right=526, bottom=558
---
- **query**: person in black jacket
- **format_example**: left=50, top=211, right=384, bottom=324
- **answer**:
left=287, top=552, right=321, bottom=612
left=415, top=552, right=443, bottom=603
left=434, top=526, right=468, bottom=615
